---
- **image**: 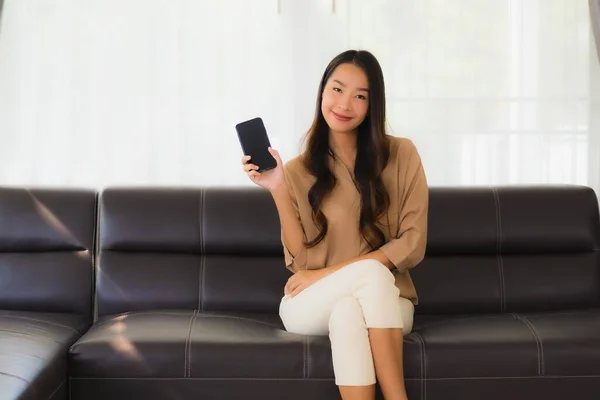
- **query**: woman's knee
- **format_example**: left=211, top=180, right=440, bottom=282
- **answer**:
left=279, top=295, right=330, bottom=335
left=349, top=260, right=398, bottom=298
left=351, top=259, right=395, bottom=282
left=280, top=296, right=309, bottom=334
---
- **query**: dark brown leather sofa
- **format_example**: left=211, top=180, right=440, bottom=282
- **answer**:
left=2, top=185, right=600, bottom=400
left=0, top=188, right=96, bottom=400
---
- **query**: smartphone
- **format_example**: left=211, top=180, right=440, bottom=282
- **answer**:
left=235, top=117, right=277, bottom=173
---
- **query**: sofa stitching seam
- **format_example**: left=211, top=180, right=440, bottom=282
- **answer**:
left=91, top=312, right=282, bottom=329
left=524, top=310, right=581, bottom=318
left=91, top=192, right=100, bottom=321
left=200, top=253, right=206, bottom=312
left=200, top=189, right=206, bottom=311
left=512, top=312, right=544, bottom=376
left=413, top=331, right=427, bottom=400
left=184, top=311, right=195, bottom=377
left=0, top=315, right=79, bottom=333
left=521, top=316, right=545, bottom=376
left=307, top=336, right=311, bottom=378
left=303, top=335, right=307, bottom=378
left=46, top=379, right=65, bottom=400
left=195, top=314, right=282, bottom=329
left=197, top=189, right=202, bottom=311
left=188, top=310, right=198, bottom=377
left=0, top=371, right=29, bottom=383
left=492, top=187, right=505, bottom=313
left=93, top=312, right=188, bottom=328
left=0, top=329, right=63, bottom=344
left=496, top=189, right=506, bottom=312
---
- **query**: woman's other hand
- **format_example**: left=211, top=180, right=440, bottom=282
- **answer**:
left=285, top=269, right=328, bottom=297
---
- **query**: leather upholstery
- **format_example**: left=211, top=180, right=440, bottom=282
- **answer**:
left=412, top=186, right=600, bottom=314
left=95, top=187, right=289, bottom=317
left=0, top=310, right=89, bottom=400
left=0, top=188, right=96, bottom=400
left=0, top=188, right=97, bottom=315
left=68, top=185, right=600, bottom=400
left=3, top=185, right=600, bottom=399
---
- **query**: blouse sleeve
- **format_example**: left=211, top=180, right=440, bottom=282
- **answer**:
left=379, top=140, right=429, bottom=271
left=281, top=166, right=309, bottom=272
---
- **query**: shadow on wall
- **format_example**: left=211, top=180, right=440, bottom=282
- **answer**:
left=592, top=0, right=600, bottom=64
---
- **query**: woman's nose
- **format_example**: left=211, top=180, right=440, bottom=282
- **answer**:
left=338, top=96, right=351, bottom=111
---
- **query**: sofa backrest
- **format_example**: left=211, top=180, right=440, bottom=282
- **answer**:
left=95, top=185, right=600, bottom=317
left=0, top=187, right=96, bottom=319
left=96, top=187, right=289, bottom=317
left=412, top=186, right=600, bottom=314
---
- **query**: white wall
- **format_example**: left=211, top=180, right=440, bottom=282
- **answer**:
left=0, top=0, right=597, bottom=193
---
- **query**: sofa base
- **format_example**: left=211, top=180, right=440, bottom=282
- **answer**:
left=412, top=375, right=600, bottom=400
left=70, top=378, right=415, bottom=400
left=70, top=376, right=600, bottom=400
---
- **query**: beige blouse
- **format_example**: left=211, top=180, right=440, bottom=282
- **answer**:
left=281, top=135, right=429, bottom=305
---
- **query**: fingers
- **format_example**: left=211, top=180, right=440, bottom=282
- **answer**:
left=243, top=163, right=259, bottom=173
left=290, top=284, right=306, bottom=297
left=286, top=275, right=307, bottom=297
left=285, top=275, right=298, bottom=295
left=242, top=156, right=261, bottom=176
left=268, top=147, right=283, bottom=166
left=285, top=276, right=293, bottom=295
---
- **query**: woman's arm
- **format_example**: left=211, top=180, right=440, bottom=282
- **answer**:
left=271, top=182, right=305, bottom=261
left=242, top=148, right=309, bottom=271
left=320, top=249, right=395, bottom=275
left=378, top=141, right=428, bottom=271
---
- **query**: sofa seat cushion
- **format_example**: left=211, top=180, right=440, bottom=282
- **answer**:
left=404, top=308, right=600, bottom=380
left=69, top=308, right=600, bottom=383
left=515, top=309, right=600, bottom=376
left=0, top=310, right=89, bottom=400
left=69, top=310, right=334, bottom=379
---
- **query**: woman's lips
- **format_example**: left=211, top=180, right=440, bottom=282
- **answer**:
left=332, top=111, right=352, bottom=122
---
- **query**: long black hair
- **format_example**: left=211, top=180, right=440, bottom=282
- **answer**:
left=303, top=49, right=390, bottom=250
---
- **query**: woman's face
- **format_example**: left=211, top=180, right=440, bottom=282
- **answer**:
left=321, top=63, right=370, bottom=134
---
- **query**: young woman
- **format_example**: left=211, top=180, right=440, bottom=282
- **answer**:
left=241, top=49, right=428, bottom=400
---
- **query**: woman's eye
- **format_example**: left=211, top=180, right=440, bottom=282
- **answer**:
left=333, top=87, right=342, bottom=93
left=357, top=95, right=367, bottom=100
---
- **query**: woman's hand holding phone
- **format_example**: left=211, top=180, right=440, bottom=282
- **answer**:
left=244, top=147, right=304, bottom=261
left=242, top=147, right=285, bottom=193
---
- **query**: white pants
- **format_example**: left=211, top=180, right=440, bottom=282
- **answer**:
left=279, top=259, right=414, bottom=386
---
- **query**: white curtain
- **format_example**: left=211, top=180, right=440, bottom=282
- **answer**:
left=0, top=0, right=598, bottom=193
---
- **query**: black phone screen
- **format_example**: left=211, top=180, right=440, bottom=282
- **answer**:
left=236, top=117, right=277, bottom=172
